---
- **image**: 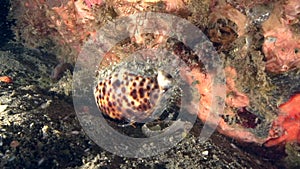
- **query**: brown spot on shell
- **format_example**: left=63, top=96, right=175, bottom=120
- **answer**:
left=138, top=88, right=145, bottom=98
left=146, top=85, right=151, bottom=90
left=94, top=69, right=169, bottom=122
left=130, top=89, right=137, bottom=99
left=112, top=79, right=121, bottom=89
left=121, top=87, right=126, bottom=93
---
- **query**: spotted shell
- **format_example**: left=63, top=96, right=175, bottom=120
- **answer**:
left=94, top=69, right=172, bottom=123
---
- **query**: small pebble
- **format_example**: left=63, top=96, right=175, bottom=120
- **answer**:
left=0, top=105, right=8, bottom=113
left=202, top=150, right=209, bottom=156
left=42, top=125, right=49, bottom=138
left=40, top=100, right=52, bottom=109
left=0, top=136, right=3, bottom=146
left=70, top=131, right=80, bottom=135
left=38, top=158, right=45, bottom=166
